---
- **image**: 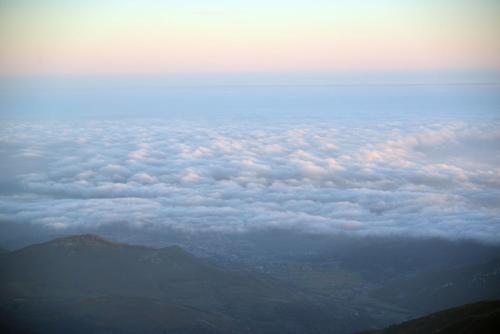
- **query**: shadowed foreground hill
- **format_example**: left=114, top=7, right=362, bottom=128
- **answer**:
left=0, top=234, right=373, bottom=334
left=359, top=300, right=500, bottom=334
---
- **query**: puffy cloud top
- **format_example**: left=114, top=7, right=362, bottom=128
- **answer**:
left=0, top=118, right=499, bottom=242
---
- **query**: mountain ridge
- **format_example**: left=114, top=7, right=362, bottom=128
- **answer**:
left=0, top=234, right=374, bottom=334
left=19, top=233, right=153, bottom=251
left=358, top=300, right=500, bottom=334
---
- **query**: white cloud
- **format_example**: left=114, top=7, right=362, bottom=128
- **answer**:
left=130, top=173, right=157, bottom=185
left=0, top=119, right=499, bottom=242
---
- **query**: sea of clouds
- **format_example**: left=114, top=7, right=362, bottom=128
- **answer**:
left=1, top=117, right=499, bottom=242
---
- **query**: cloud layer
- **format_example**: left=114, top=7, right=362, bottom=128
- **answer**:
left=1, top=118, right=499, bottom=242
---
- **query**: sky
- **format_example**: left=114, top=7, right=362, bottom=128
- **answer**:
left=1, top=0, right=500, bottom=75
left=0, top=1, right=499, bottom=244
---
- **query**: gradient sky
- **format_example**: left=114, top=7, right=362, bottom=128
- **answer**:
left=1, top=0, right=499, bottom=75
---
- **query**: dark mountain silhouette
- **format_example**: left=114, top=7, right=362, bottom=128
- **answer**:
left=0, top=234, right=374, bottom=334
left=358, top=300, right=500, bottom=334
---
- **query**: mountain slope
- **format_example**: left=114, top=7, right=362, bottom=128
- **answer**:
left=0, top=234, right=374, bottom=334
left=359, top=300, right=500, bottom=334
left=372, top=257, right=500, bottom=314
